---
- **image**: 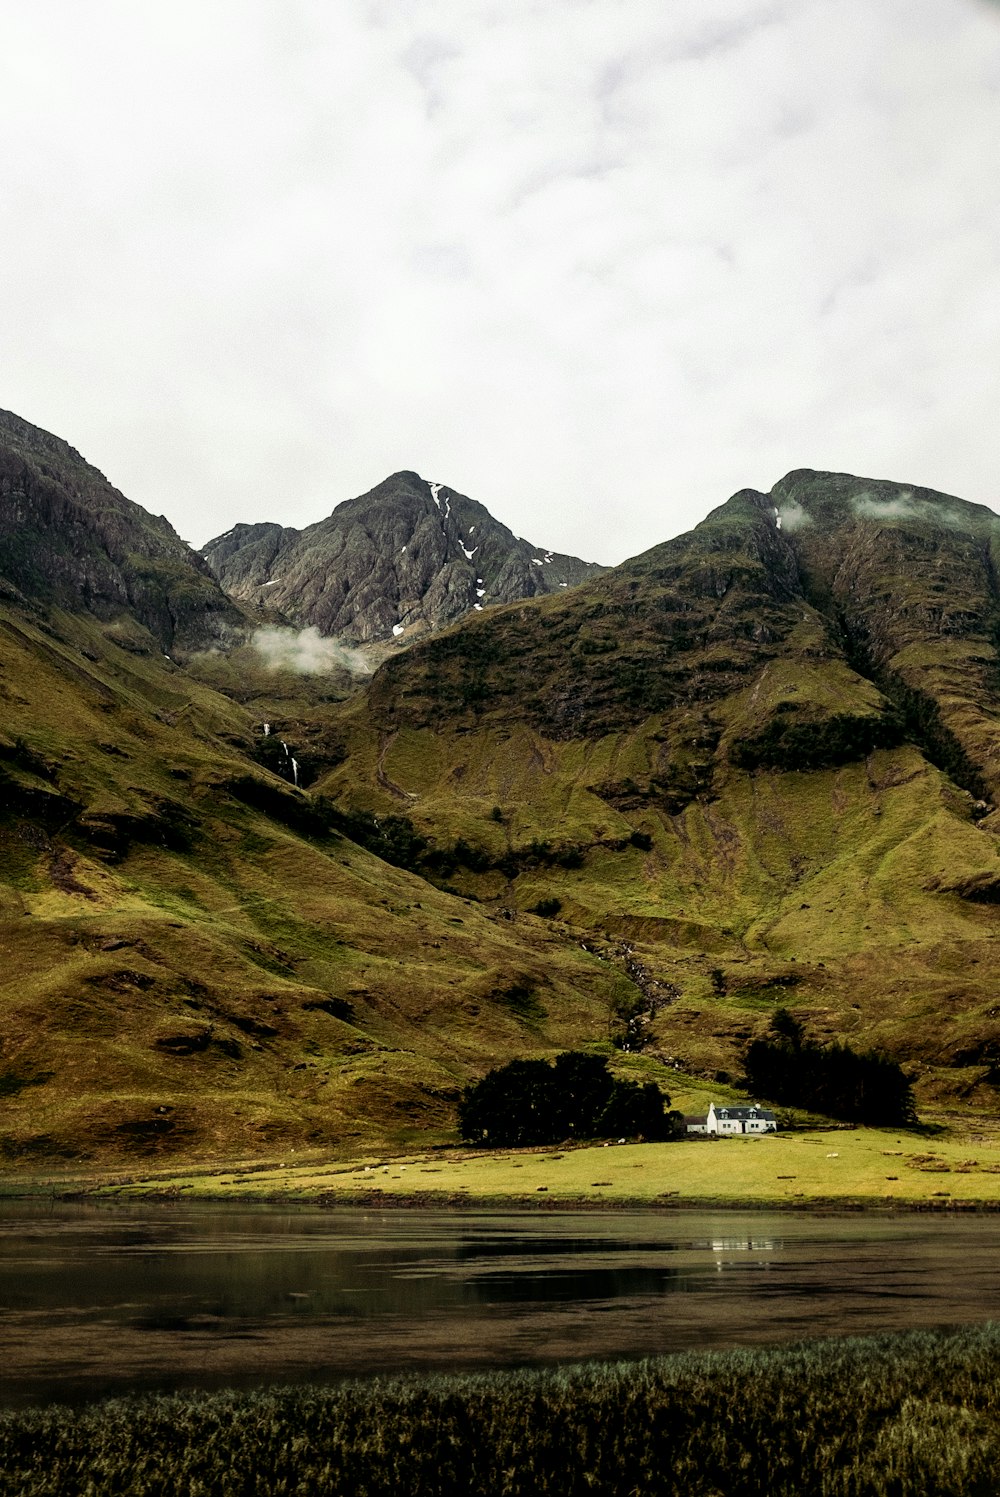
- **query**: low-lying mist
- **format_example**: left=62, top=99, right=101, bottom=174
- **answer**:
left=252, top=626, right=372, bottom=675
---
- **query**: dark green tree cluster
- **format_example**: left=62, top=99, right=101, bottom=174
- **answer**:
left=458, top=1052, right=676, bottom=1147
left=890, top=679, right=990, bottom=802
left=732, top=709, right=904, bottom=773
left=319, top=805, right=587, bottom=883
left=744, top=1010, right=915, bottom=1125
left=530, top=897, right=562, bottom=918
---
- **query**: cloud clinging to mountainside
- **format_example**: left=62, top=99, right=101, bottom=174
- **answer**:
left=252, top=626, right=372, bottom=676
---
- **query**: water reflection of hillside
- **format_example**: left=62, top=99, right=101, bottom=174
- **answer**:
left=464, top=1265, right=685, bottom=1304
left=4, top=1205, right=1000, bottom=1407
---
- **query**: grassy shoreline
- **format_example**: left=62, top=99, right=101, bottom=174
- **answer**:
left=8, top=1119, right=1000, bottom=1211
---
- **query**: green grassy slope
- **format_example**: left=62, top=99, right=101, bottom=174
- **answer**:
left=0, top=603, right=639, bottom=1164
left=317, top=474, right=1000, bottom=1113
left=7, top=447, right=1000, bottom=1162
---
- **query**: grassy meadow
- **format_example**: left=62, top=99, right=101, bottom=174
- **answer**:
left=30, top=1114, right=1000, bottom=1208
left=3, top=1325, right=1000, bottom=1495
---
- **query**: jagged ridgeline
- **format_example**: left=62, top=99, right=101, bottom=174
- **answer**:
left=5, top=404, right=1000, bottom=1164
left=199, top=470, right=604, bottom=645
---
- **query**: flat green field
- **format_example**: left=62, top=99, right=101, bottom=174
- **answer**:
left=28, top=1119, right=1000, bottom=1208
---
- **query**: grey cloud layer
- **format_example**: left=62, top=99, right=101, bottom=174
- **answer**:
left=1, top=0, right=998, bottom=563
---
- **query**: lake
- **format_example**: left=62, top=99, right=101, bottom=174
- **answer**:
left=2, top=1202, right=1000, bottom=1407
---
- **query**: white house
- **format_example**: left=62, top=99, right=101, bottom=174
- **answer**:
left=706, top=1102, right=777, bottom=1135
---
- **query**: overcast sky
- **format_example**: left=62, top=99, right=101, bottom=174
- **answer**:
left=2, top=0, right=999, bottom=564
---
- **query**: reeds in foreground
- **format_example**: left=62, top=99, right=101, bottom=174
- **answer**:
left=2, top=1324, right=1000, bottom=1495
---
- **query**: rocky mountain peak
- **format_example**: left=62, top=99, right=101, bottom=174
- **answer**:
left=200, top=470, right=605, bottom=644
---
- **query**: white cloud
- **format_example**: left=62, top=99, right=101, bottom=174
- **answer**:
left=851, top=492, right=922, bottom=521
left=775, top=501, right=812, bottom=533
left=252, top=626, right=371, bottom=675
left=0, top=0, right=998, bottom=565
left=850, top=489, right=973, bottom=527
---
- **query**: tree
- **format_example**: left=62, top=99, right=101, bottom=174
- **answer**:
left=743, top=1011, right=915, bottom=1126
left=769, top=1007, right=803, bottom=1045
left=598, top=1079, right=669, bottom=1139
left=458, top=1052, right=676, bottom=1147
left=456, top=1060, right=555, bottom=1148
left=552, top=1051, right=616, bottom=1137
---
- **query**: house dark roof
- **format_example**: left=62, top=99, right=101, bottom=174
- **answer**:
left=713, top=1105, right=776, bottom=1120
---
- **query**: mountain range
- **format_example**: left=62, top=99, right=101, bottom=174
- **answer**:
left=3, top=405, right=1000, bottom=1165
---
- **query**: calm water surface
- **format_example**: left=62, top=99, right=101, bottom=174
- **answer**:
left=2, top=1202, right=1000, bottom=1406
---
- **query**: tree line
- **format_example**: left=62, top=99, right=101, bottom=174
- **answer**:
left=744, top=1009, right=915, bottom=1125
left=459, top=1015, right=914, bottom=1150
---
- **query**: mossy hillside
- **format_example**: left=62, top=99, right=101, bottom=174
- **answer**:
left=9, top=460, right=1000, bottom=1161
left=181, top=638, right=364, bottom=788
left=318, top=699, right=1000, bottom=1107
left=0, top=607, right=246, bottom=790
left=316, top=479, right=1000, bottom=1112
left=776, top=470, right=1000, bottom=796
left=350, top=469, right=1000, bottom=806
left=363, top=495, right=807, bottom=743
left=0, top=609, right=649, bottom=1164
left=1, top=838, right=635, bottom=1163
left=322, top=716, right=999, bottom=967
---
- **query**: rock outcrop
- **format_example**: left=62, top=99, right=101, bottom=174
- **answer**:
left=0, top=408, right=244, bottom=652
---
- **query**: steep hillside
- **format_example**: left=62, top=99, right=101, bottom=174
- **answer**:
left=0, top=418, right=634, bottom=1165
left=6, top=421, right=1000, bottom=1163
left=201, top=470, right=604, bottom=644
left=0, top=409, right=243, bottom=653
left=0, top=598, right=643, bottom=1164
left=318, top=471, right=1000, bottom=1111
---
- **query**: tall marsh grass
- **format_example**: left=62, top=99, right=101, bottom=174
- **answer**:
left=3, top=1325, right=1000, bottom=1495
